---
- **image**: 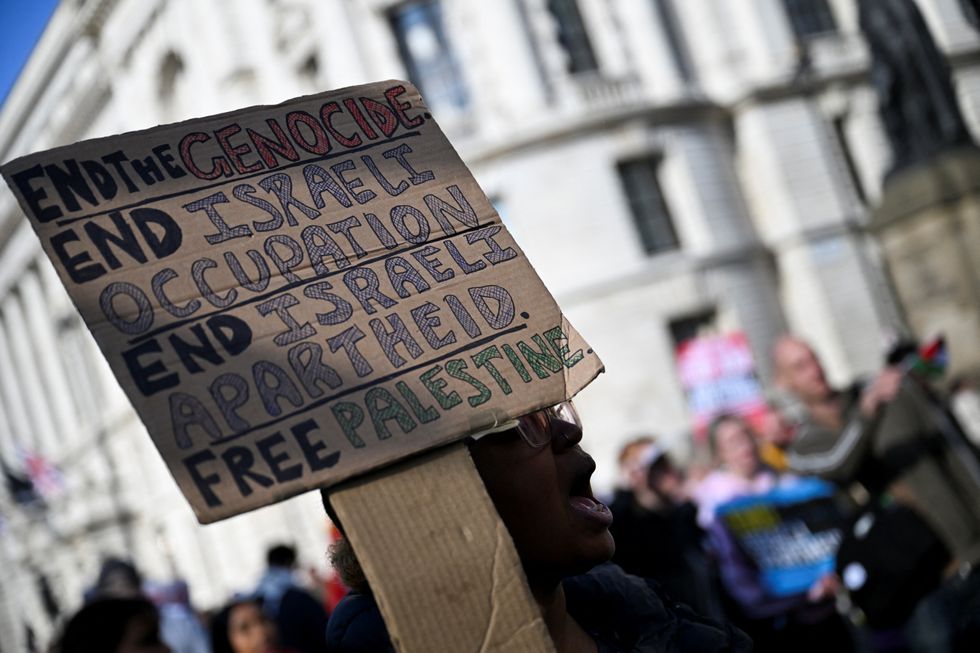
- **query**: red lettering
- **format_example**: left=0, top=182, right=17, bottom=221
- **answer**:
left=343, top=98, right=379, bottom=140
left=385, top=85, right=424, bottom=128
left=320, top=102, right=362, bottom=148
left=286, top=111, right=331, bottom=155
left=360, top=98, right=399, bottom=137
left=179, top=133, right=233, bottom=181
left=214, top=123, right=264, bottom=174
left=247, top=119, right=301, bottom=168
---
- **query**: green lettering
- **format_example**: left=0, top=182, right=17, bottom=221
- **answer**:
left=471, top=345, right=512, bottom=395
left=365, top=386, right=417, bottom=439
left=446, top=358, right=492, bottom=407
left=396, top=381, right=440, bottom=423
left=420, top=364, right=463, bottom=410
left=502, top=344, right=532, bottom=383
left=544, top=326, right=584, bottom=368
left=331, top=402, right=366, bottom=448
left=516, top=335, right=563, bottom=379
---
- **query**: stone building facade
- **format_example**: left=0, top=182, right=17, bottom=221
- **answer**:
left=0, top=0, right=978, bottom=648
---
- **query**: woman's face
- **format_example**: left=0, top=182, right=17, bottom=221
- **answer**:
left=468, top=403, right=615, bottom=583
left=227, top=602, right=276, bottom=653
left=715, top=419, right=759, bottom=478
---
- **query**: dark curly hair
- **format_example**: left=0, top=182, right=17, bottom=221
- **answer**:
left=321, top=488, right=370, bottom=594
left=56, top=598, right=159, bottom=653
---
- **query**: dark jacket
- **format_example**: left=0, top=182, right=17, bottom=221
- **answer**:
left=609, top=492, right=722, bottom=619
left=254, top=568, right=329, bottom=653
left=276, top=588, right=330, bottom=653
left=327, top=563, right=751, bottom=652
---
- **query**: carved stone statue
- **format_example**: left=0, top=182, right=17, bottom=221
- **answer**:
left=859, top=0, right=975, bottom=174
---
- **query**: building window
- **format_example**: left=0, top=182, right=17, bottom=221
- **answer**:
left=618, top=156, right=680, bottom=255
left=782, top=0, right=837, bottom=38
left=653, top=0, right=695, bottom=83
left=669, top=309, right=717, bottom=347
left=390, top=1, right=468, bottom=113
left=547, top=0, right=598, bottom=74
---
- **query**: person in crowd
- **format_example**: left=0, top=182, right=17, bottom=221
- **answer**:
left=692, top=416, right=782, bottom=530
left=56, top=597, right=171, bottom=653
left=774, top=335, right=980, bottom=652
left=253, top=544, right=328, bottom=653
left=609, top=438, right=723, bottom=619
left=325, top=401, right=752, bottom=652
left=615, top=436, right=655, bottom=487
left=754, top=400, right=796, bottom=473
left=144, top=580, right=211, bottom=653
left=772, top=336, right=902, bottom=454
left=693, top=414, right=853, bottom=653
left=210, top=598, right=294, bottom=653
left=86, top=557, right=144, bottom=601
left=85, top=558, right=211, bottom=652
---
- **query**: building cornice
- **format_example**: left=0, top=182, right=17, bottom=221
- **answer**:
left=733, top=42, right=980, bottom=112
left=459, top=95, right=728, bottom=165
left=554, top=249, right=700, bottom=308
left=453, top=39, right=980, bottom=167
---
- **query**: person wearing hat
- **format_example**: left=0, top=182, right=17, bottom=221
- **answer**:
left=324, top=402, right=751, bottom=653
left=609, top=439, right=723, bottom=621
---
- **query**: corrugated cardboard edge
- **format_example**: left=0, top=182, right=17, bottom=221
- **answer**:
left=561, top=315, right=601, bottom=402
left=330, top=443, right=555, bottom=652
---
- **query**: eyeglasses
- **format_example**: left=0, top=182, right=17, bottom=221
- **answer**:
left=516, top=401, right=581, bottom=448
left=471, top=401, right=581, bottom=449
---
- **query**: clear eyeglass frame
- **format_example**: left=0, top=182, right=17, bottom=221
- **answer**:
left=513, top=401, right=580, bottom=448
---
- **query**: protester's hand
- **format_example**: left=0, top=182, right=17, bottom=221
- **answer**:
left=807, top=573, right=841, bottom=602
left=860, top=367, right=903, bottom=419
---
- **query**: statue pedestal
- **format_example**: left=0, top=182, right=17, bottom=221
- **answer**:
left=872, top=147, right=980, bottom=379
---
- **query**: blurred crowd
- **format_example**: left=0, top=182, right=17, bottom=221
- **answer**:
left=44, top=335, right=980, bottom=653
left=607, top=335, right=980, bottom=653
left=51, top=544, right=335, bottom=653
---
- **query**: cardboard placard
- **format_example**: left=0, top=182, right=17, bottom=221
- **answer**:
left=331, top=444, right=555, bottom=652
left=715, top=477, right=842, bottom=597
left=676, top=332, right=766, bottom=439
left=1, top=81, right=602, bottom=523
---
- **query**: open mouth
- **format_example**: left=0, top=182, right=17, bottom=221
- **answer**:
left=568, top=458, right=613, bottom=528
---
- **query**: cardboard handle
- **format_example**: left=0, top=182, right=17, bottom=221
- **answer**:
left=330, top=443, right=555, bottom=652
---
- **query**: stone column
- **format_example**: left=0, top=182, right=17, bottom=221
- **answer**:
left=18, top=269, right=77, bottom=443
left=2, top=293, right=59, bottom=455
left=737, top=97, right=898, bottom=382
left=0, top=387, right=17, bottom=463
left=666, top=122, right=788, bottom=381
left=0, top=315, right=36, bottom=450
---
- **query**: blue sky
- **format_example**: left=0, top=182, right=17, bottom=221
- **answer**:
left=1, top=0, right=60, bottom=106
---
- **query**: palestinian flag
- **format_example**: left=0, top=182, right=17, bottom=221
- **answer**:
left=905, top=336, right=948, bottom=379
